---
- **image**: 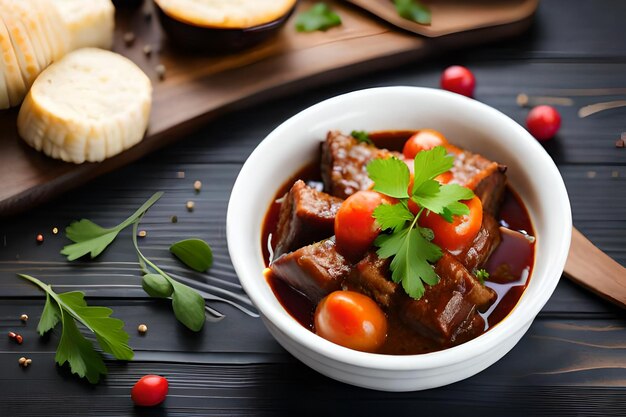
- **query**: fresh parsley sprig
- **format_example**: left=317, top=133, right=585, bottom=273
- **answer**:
left=351, top=130, right=374, bottom=145
left=367, top=146, right=474, bottom=299
left=18, top=274, right=133, bottom=384
left=61, top=192, right=163, bottom=260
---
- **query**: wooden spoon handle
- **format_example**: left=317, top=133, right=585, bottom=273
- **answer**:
left=564, top=227, right=626, bottom=309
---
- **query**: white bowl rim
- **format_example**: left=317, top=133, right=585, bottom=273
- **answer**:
left=227, top=86, right=572, bottom=372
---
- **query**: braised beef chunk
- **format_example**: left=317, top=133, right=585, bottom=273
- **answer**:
left=346, top=252, right=400, bottom=309
left=349, top=251, right=496, bottom=344
left=401, top=253, right=495, bottom=342
left=447, top=145, right=507, bottom=216
left=321, top=131, right=399, bottom=199
left=273, top=180, right=343, bottom=258
left=434, top=253, right=496, bottom=313
left=474, top=169, right=507, bottom=216
left=270, top=239, right=350, bottom=303
left=459, top=213, right=502, bottom=272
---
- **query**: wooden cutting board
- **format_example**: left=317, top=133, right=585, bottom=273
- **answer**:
left=0, top=0, right=537, bottom=215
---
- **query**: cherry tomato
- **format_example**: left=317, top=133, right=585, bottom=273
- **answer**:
left=131, top=375, right=169, bottom=407
left=315, top=290, right=387, bottom=352
left=335, top=190, right=387, bottom=261
left=440, top=65, right=476, bottom=98
left=526, top=105, right=561, bottom=141
left=402, top=129, right=449, bottom=159
left=420, top=196, right=483, bottom=252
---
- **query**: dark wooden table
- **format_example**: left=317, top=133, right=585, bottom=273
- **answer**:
left=2, top=1, right=626, bottom=415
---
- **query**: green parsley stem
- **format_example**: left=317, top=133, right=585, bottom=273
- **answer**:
left=18, top=274, right=95, bottom=333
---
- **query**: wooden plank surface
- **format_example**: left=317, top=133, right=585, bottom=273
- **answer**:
left=1, top=0, right=626, bottom=415
left=0, top=0, right=536, bottom=216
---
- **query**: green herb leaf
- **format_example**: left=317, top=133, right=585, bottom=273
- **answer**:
left=171, top=282, right=207, bottom=332
left=37, top=292, right=61, bottom=336
left=475, top=268, right=490, bottom=285
left=351, top=130, right=374, bottom=145
left=61, top=192, right=163, bottom=261
left=413, top=183, right=474, bottom=222
left=170, top=238, right=213, bottom=272
left=367, top=157, right=411, bottom=198
left=393, top=0, right=431, bottom=25
left=373, top=201, right=414, bottom=232
left=19, top=274, right=133, bottom=384
left=132, top=222, right=208, bottom=331
left=295, top=2, right=342, bottom=32
left=142, top=273, right=174, bottom=298
left=412, top=146, right=454, bottom=191
left=56, top=310, right=108, bottom=384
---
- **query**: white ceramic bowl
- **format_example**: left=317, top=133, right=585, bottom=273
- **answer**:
left=227, top=86, right=572, bottom=391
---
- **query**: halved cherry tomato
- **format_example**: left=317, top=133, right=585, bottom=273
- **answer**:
left=335, top=190, right=387, bottom=261
left=403, top=129, right=449, bottom=159
left=420, top=196, right=483, bottom=252
left=131, top=375, right=169, bottom=407
left=315, top=290, right=387, bottom=352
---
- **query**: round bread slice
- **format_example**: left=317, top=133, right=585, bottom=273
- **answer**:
left=0, top=0, right=42, bottom=88
left=0, top=12, right=27, bottom=107
left=154, top=0, right=297, bottom=29
left=51, top=0, right=115, bottom=51
left=17, top=48, right=152, bottom=164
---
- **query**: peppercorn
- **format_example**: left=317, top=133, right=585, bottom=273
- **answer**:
left=137, top=324, right=148, bottom=334
left=15, top=334, right=23, bottom=344
left=170, top=215, right=178, bottom=223
left=20, top=314, right=28, bottom=322
left=36, top=233, right=44, bottom=243
left=155, top=64, right=166, bottom=81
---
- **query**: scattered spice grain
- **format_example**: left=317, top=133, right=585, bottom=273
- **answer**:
left=36, top=234, right=44, bottom=244
left=18, top=357, right=26, bottom=366
left=15, top=334, right=23, bottom=344
left=170, top=215, right=178, bottom=223
left=186, top=201, right=195, bottom=212
left=8, top=331, right=16, bottom=339
left=137, top=324, right=148, bottom=334
left=123, top=32, right=136, bottom=46
left=586, top=171, right=597, bottom=179
left=52, top=227, right=59, bottom=235
left=143, top=44, right=152, bottom=56
left=155, top=64, right=166, bottom=80
left=138, top=230, right=147, bottom=238
left=20, top=314, right=28, bottom=322
left=194, top=180, right=202, bottom=192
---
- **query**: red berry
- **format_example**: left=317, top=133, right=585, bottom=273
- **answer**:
left=526, top=105, right=561, bottom=141
left=131, top=375, right=168, bottom=407
left=440, top=65, right=476, bottom=98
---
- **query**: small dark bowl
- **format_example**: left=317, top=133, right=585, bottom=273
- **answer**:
left=112, top=0, right=144, bottom=8
left=154, top=2, right=297, bottom=54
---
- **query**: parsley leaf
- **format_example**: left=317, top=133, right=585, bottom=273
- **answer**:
left=373, top=201, right=414, bottom=232
left=295, top=2, right=342, bottom=32
left=367, top=157, right=411, bottom=198
left=393, top=0, right=432, bottom=25
left=61, top=192, right=163, bottom=261
left=19, top=274, right=133, bottom=384
left=351, top=130, right=374, bottom=145
left=475, top=268, right=490, bottom=285
left=370, top=146, right=475, bottom=300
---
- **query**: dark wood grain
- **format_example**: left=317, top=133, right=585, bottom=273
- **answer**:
left=1, top=0, right=626, bottom=415
left=0, top=0, right=537, bottom=216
